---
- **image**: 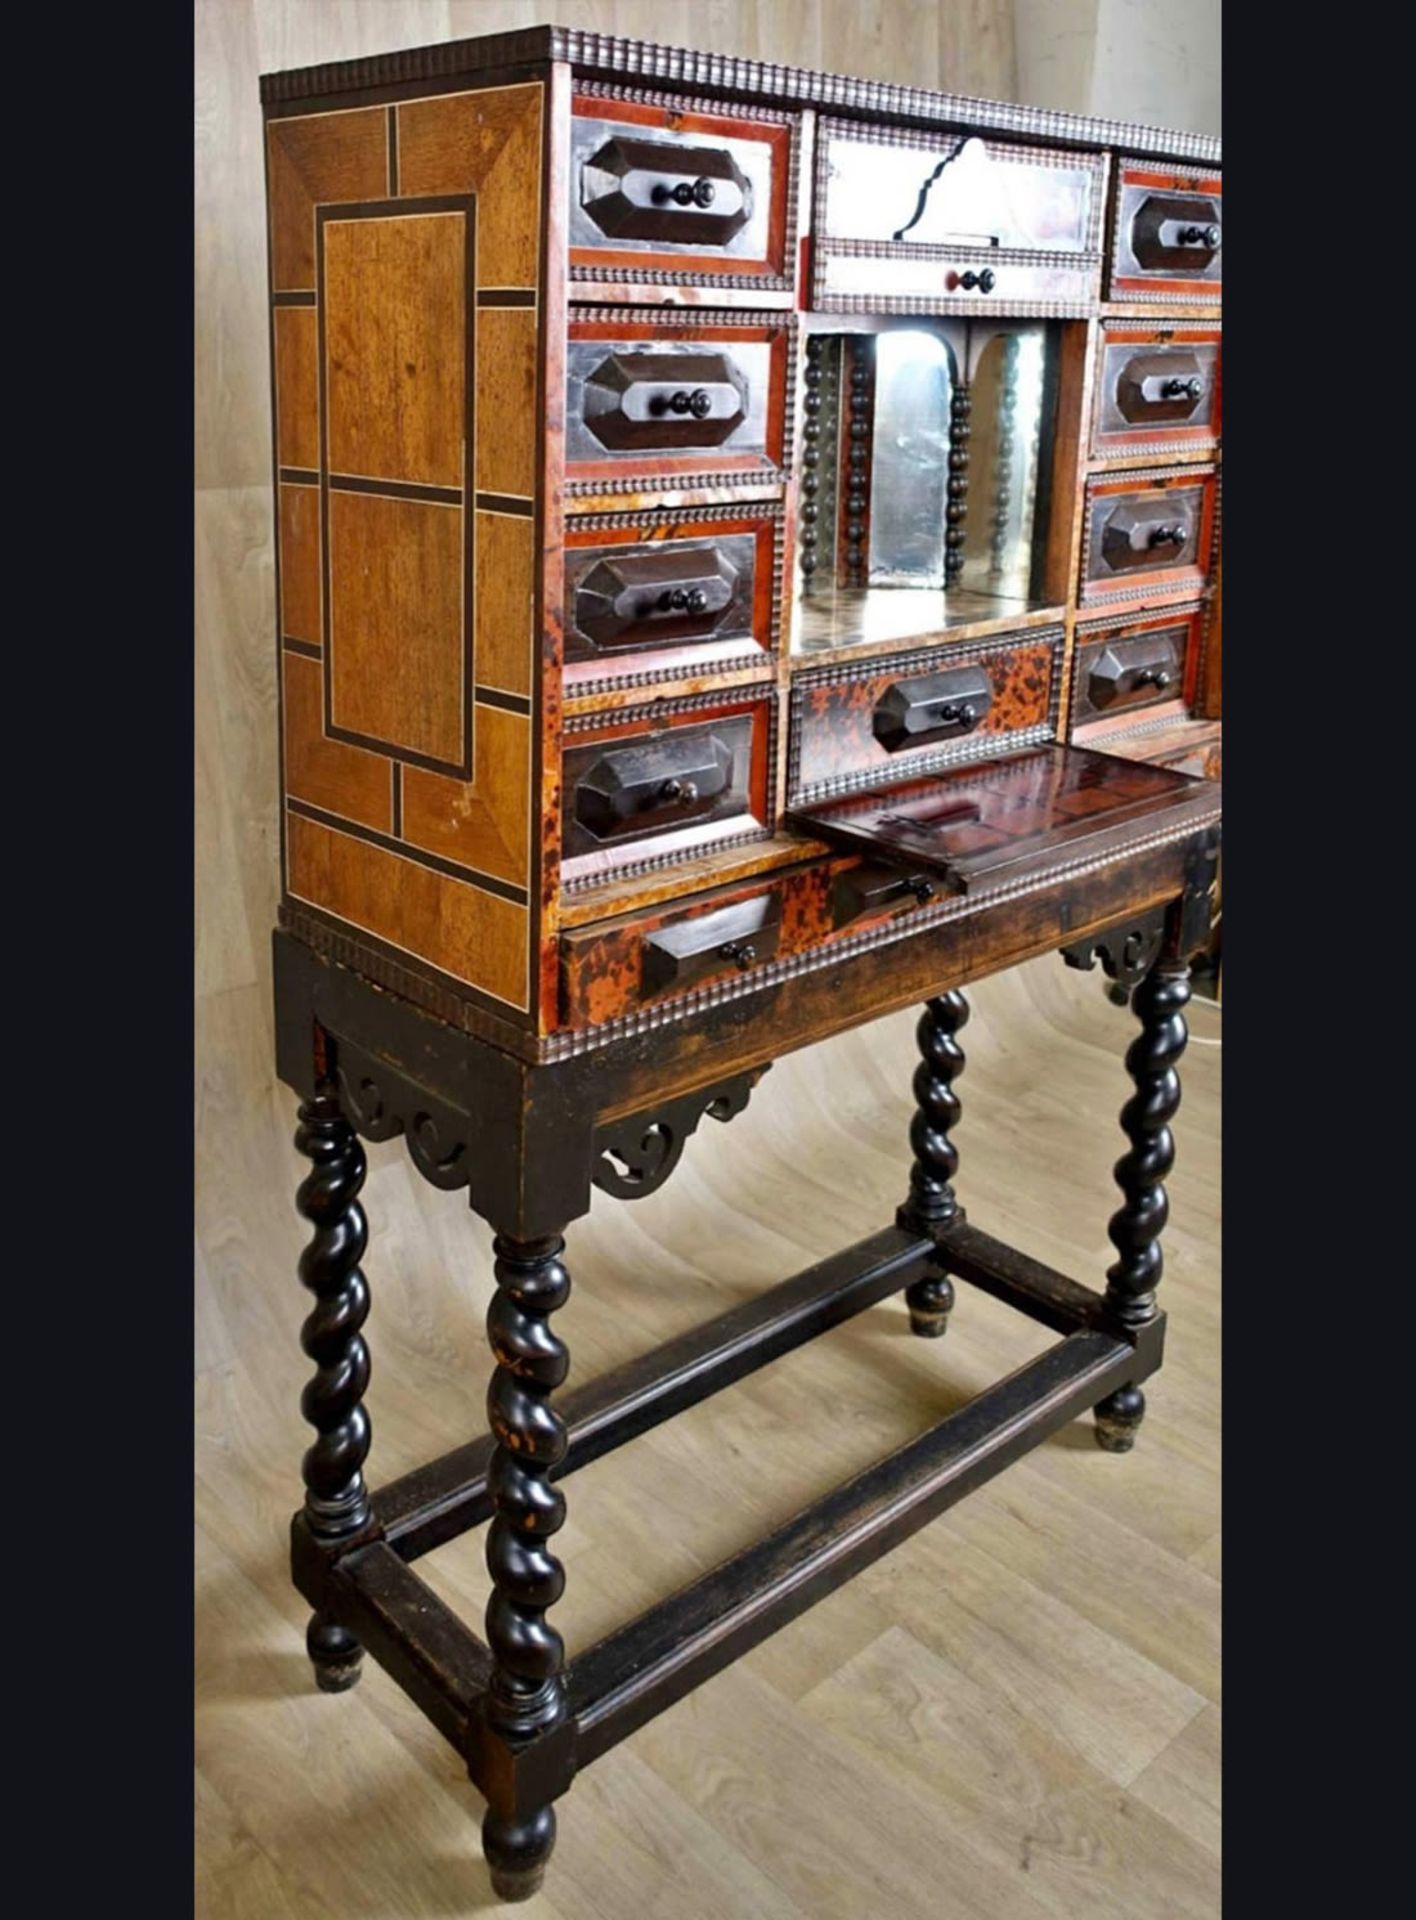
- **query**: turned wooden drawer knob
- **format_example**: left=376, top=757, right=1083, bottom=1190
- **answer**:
left=654, top=177, right=717, bottom=207
left=659, top=586, right=709, bottom=613
left=660, top=777, right=701, bottom=805
left=668, top=388, right=714, bottom=418
left=718, top=940, right=758, bottom=970
left=958, top=267, right=996, bottom=293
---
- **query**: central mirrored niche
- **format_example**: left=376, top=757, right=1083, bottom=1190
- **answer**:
left=794, top=320, right=1059, bottom=653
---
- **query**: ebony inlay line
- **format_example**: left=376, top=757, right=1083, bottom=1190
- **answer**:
left=567, top=1328, right=1138, bottom=1763
left=286, top=798, right=528, bottom=906
left=477, top=288, right=537, bottom=307
left=391, top=762, right=403, bottom=837
left=375, top=1226, right=935, bottom=1560
left=475, top=686, right=533, bottom=715
left=273, top=290, right=317, bottom=307
left=387, top=104, right=399, bottom=194
left=280, top=467, right=319, bottom=487
left=282, top=636, right=322, bottom=660
left=328, top=473, right=463, bottom=507
left=475, top=491, right=534, bottom=517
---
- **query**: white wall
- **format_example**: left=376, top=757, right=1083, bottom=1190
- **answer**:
left=1014, top=0, right=1221, bottom=135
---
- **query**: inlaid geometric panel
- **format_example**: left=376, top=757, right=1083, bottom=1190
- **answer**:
left=326, top=488, right=468, bottom=772
left=268, top=80, right=544, bottom=1017
left=324, top=204, right=471, bottom=489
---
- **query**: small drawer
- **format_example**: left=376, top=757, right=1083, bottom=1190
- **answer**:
left=811, top=120, right=1105, bottom=315
left=569, top=92, right=795, bottom=291
left=561, top=693, right=774, bottom=880
left=1092, top=322, right=1221, bottom=460
left=563, top=509, right=778, bottom=685
left=566, top=315, right=790, bottom=489
left=560, top=868, right=813, bottom=1024
left=789, top=627, right=1064, bottom=803
left=1071, top=607, right=1201, bottom=728
left=1079, top=466, right=1217, bottom=608
left=814, top=250, right=1098, bottom=312
left=1108, top=163, right=1222, bottom=304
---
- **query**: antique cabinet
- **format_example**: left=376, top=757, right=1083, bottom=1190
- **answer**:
left=261, top=26, right=1221, bottom=1902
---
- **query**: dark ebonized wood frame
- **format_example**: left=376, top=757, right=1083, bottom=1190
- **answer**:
left=276, top=811, right=1217, bottom=1900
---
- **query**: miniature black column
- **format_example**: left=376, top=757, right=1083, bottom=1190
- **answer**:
left=481, top=1231, right=572, bottom=1900
left=293, top=1086, right=373, bottom=1690
left=897, top=989, right=970, bottom=1336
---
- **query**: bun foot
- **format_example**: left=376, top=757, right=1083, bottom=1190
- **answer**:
left=484, top=1806, right=556, bottom=1903
left=905, top=1271, right=955, bottom=1339
left=1094, top=1383, right=1146, bottom=1453
left=307, top=1613, right=363, bottom=1692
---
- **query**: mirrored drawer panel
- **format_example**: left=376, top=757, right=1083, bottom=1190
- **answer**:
left=561, top=692, right=774, bottom=880
left=1070, top=606, right=1203, bottom=729
left=564, top=507, right=779, bottom=689
left=1092, top=322, right=1221, bottom=461
left=569, top=91, right=796, bottom=293
left=788, top=625, right=1064, bottom=803
left=566, top=315, right=791, bottom=491
left=1079, top=466, right=1217, bottom=608
left=1108, top=163, right=1222, bottom=303
left=811, top=120, right=1105, bottom=315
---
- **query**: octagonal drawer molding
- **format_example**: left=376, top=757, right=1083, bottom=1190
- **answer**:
left=561, top=690, right=776, bottom=882
left=1069, top=605, right=1204, bottom=735
left=1078, top=465, right=1217, bottom=609
left=566, top=313, right=793, bottom=495
left=1091, top=322, right=1221, bottom=462
left=1108, top=162, right=1223, bottom=304
left=811, top=119, right=1105, bottom=317
left=569, top=88, right=798, bottom=296
left=563, top=506, right=782, bottom=695
left=788, top=626, right=1065, bottom=804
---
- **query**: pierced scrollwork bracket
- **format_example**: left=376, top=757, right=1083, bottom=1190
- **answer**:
left=333, top=1041, right=472, bottom=1192
left=592, top=1068, right=768, bottom=1201
left=1060, top=908, right=1167, bottom=990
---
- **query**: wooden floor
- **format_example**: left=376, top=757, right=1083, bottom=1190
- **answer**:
left=195, top=956, right=1221, bottom=1920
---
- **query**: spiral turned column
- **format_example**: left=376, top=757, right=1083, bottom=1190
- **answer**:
left=294, top=1087, right=372, bottom=1690
left=897, top=991, right=970, bottom=1338
left=1095, top=959, right=1191, bottom=1452
left=482, top=1233, right=572, bottom=1901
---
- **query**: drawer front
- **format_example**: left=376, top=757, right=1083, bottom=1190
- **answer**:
left=558, top=855, right=934, bottom=1025
left=566, top=316, right=790, bottom=487
left=564, top=510, right=779, bottom=684
left=1093, top=324, right=1221, bottom=459
left=569, top=92, right=795, bottom=289
left=1071, top=608, right=1201, bottom=727
left=815, top=249, right=1098, bottom=314
left=1080, top=468, right=1217, bottom=607
left=789, top=627, right=1064, bottom=802
left=812, top=120, right=1104, bottom=315
left=1108, top=164, right=1223, bottom=303
left=561, top=693, right=774, bottom=879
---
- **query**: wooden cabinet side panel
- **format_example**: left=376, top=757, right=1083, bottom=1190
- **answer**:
left=265, top=71, right=554, bottom=1026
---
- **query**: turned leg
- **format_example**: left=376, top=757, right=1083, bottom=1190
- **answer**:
left=1095, top=957, right=1191, bottom=1452
left=294, top=1086, right=372, bottom=1688
left=482, top=1233, right=572, bottom=1901
left=897, top=989, right=969, bottom=1337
